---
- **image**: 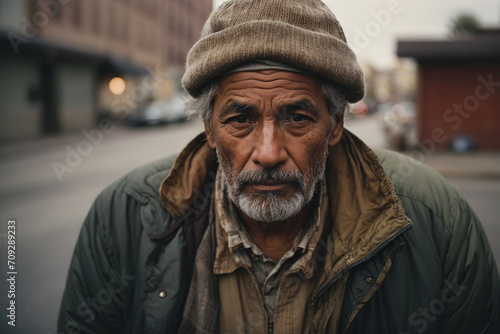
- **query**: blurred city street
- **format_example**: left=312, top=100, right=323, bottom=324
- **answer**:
left=1, top=0, right=499, bottom=332
left=0, top=115, right=499, bottom=333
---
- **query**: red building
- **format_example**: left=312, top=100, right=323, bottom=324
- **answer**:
left=397, top=29, right=500, bottom=151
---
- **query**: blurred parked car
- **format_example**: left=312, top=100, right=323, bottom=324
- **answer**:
left=378, top=102, right=417, bottom=151
left=348, top=100, right=370, bottom=118
left=128, top=93, right=188, bottom=126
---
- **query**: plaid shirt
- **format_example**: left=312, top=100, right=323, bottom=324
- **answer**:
left=215, top=168, right=325, bottom=323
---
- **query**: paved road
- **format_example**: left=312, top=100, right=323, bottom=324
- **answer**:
left=0, top=119, right=205, bottom=334
left=445, top=177, right=500, bottom=266
left=0, top=115, right=498, bottom=333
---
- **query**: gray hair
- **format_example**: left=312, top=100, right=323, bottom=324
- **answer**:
left=187, top=78, right=347, bottom=129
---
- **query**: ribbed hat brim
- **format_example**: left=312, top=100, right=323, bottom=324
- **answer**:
left=183, top=21, right=364, bottom=103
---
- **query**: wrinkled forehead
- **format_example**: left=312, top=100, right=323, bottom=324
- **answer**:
left=218, top=69, right=323, bottom=92
left=218, top=60, right=322, bottom=96
left=214, top=70, right=328, bottom=117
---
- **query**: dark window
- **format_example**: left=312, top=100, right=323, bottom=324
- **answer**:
left=121, top=11, right=128, bottom=41
left=109, top=6, right=115, bottom=38
left=72, top=1, right=81, bottom=28
left=92, top=1, right=100, bottom=34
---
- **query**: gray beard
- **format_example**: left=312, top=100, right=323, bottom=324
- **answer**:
left=218, top=147, right=328, bottom=223
left=235, top=182, right=313, bottom=223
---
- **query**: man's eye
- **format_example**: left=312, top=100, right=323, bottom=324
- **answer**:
left=289, top=114, right=309, bottom=122
left=230, top=115, right=251, bottom=124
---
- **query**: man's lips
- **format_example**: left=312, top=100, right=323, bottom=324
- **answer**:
left=262, top=179, right=280, bottom=185
left=246, top=181, right=291, bottom=192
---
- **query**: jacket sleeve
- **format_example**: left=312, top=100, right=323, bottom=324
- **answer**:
left=57, top=185, right=137, bottom=334
left=439, top=195, right=500, bottom=333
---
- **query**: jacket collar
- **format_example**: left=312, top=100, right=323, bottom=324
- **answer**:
left=160, top=132, right=217, bottom=220
left=159, top=130, right=412, bottom=270
left=322, top=129, right=412, bottom=280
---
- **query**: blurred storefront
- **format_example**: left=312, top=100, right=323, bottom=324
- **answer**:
left=398, top=28, right=500, bottom=151
left=0, top=0, right=212, bottom=143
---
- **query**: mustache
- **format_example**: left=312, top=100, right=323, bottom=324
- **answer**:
left=236, top=168, right=304, bottom=190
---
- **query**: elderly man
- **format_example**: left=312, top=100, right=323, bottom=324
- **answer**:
left=58, top=0, right=500, bottom=333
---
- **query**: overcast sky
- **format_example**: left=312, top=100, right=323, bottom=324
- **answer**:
left=213, top=0, right=500, bottom=69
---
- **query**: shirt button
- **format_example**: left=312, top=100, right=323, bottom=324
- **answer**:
left=158, top=290, right=167, bottom=298
left=366, top=277, right=373, bottom=284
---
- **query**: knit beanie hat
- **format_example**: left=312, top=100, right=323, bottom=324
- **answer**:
left=182, top=0, right=365, bottom=103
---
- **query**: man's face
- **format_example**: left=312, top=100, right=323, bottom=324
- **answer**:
left=205, top=70, right=343, bottom=223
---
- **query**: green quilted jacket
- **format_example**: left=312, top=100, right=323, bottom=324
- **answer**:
left=58, top=131, right=500, bottom=333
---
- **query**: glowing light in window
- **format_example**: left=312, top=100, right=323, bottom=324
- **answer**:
left=109, top=77, right=126, bottom=95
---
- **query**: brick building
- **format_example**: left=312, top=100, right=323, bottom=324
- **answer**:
left=398, top=29, right=500, bottom=151
left=0, top=0, right=212, bottom=142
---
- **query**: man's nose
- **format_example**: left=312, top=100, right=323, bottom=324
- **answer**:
left=251, top=122, right=288, bottom=168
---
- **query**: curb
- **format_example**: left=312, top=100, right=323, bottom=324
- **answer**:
left=423, top=153, right=500, bottom=179
left=431, top=169, right=500, bottom=179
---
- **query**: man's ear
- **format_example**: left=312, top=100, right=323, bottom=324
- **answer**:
left=328, top=115, right=344, bottom=147
left=204, top=121, right=217, bottom=149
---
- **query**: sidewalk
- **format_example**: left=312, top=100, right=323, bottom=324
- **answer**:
left=421, top=151, right=500, bottom=179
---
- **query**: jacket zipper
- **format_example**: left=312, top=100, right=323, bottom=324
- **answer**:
left=311, top=223, right=412, bottom=306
